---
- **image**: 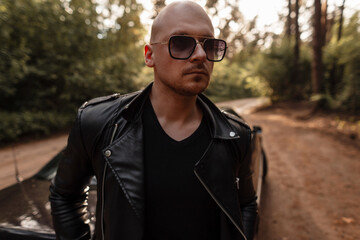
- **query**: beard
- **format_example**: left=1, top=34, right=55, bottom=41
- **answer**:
left=160, top=74, right=210, bottom=96
left=154, top=62, right=213, bottom=96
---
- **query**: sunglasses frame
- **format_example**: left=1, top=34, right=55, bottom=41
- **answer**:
left=151, top=35, right=227, bottom=62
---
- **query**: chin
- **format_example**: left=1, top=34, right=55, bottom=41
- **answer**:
left=157, top=74, right=210, bottom=96
left=177, top=80, right=209, bottom=96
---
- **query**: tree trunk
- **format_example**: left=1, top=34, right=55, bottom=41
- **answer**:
left=321, top=0, right=328, bottom=46
left=311, top=0, right=323, bottom=94
left=329, top=0, right=346, bottom=97
left=294, top=0, right=300, bottom=56
left=286, top=0, right=292, bottom=38
left=293, top=0, right=301, bottom=98
left=337, top=0, right=345, bottom=41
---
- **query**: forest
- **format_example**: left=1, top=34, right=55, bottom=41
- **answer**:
left=0, top=0, right=359, bottom=144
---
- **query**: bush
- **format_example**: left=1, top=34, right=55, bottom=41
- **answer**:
left=254, top=40, right=312, bottom=101
left=0, top=0, right=145, bottom=144
left=0, top=111, right=74, bottom=144
left=205, top=59, right=270, bottom=102
left=323, top=12, right=360, bottom=113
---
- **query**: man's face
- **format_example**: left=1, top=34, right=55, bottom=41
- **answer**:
left=146, top=3, right=215, bottom=96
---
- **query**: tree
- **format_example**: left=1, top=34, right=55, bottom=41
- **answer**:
left=311, top=0, right=323, bottom=94
left=293, top=0, right=300, bottom=97
left=328, top=0, right=346, bottom=97
left=205, top=0, right=247, bottom=58
left=283, top=0, right=302, bottom=99
left=323, top=11, right=359, bottom=112
left=0, top=0, right=145, bottom=143
left=151, top=0, right=166, bottom=18
left=321, top=0, right=328, bottom=46
left=337, top=0, right=346, bottom=41
left=286, top=0, right=292, bottom=38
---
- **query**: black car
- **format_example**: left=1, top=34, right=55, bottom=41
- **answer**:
left=0, top=107, right=267, bottom=240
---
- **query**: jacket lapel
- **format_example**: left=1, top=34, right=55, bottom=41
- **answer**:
left=101, top=84, right=152, bottom=219
left=103, top=120, right=144, bottom=219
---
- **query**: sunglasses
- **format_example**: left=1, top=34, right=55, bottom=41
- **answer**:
left=151, top=35, right=227, bottom=62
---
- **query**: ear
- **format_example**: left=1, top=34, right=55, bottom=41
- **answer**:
left=144, top=44, right=155, bottom=67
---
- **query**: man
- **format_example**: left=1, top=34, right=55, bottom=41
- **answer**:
left=50, top=1, right=257, bottom=240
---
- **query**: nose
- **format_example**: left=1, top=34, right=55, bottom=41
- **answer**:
left=189, top=42, right=207, bottom=62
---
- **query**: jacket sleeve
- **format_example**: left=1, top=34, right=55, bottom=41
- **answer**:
left=49, top=108, right=94, bottom=240
left=237, top=127, right=258, bottom=240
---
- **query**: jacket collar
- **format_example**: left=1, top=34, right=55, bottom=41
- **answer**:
left=121, top=82, right=240, bottom=140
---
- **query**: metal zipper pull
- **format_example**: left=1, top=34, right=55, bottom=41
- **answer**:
left=110, top=123, right=118, bottom=143
left=235, top=177, right=240, bottom=190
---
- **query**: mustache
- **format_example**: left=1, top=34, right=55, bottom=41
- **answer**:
left=182, top=64, right=209, bottom=76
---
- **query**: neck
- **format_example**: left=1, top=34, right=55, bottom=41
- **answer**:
left=150, top=83, right=200, bottom=121
left=149, top=81, right=203, bottom=141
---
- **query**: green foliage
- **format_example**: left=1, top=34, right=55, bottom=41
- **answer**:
left=252, top=39, right=312, bottom=101
left=134, top=65, right=153, bottom=88
left=0, top=110, right=74, bottom=143
left=323, top=12, right=360, bottom=113
left=0, top=0, right=145, bottom=144
left=205, top=58, right=270, bottom=102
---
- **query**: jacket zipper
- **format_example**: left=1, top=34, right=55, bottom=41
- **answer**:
left=194, top=137, right=247, bottom=240
left=101, top=123, right=118, bottom=240
left=194, top=170, right=247, bottom=240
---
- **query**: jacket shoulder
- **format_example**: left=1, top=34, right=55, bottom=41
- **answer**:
left=80, top=93, right=121, bottom=109
left=221, top=108, right=251, bottom=131
left=76, top=91, right=140, bottom=151
left=79, top=90, right=140, bottom=113
left=221, top=109, right=252, bottom=162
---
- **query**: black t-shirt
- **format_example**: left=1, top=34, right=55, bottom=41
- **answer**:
left=142, top=99, right=220, bottom=240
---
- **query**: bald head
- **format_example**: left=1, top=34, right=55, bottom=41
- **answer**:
left=150, top=1, right=214, bottom=43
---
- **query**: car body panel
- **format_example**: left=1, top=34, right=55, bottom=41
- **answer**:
left=0, top=178, right=55, bottom=238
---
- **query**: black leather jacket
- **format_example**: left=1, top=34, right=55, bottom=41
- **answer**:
left=50, top=83, right=257, bottom=240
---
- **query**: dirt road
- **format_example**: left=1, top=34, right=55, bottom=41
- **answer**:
left=242, top=103, right=360, bottom=240
left=0, top=99, right=359, bottom=239
left=0, top=134, right=67, bottom=189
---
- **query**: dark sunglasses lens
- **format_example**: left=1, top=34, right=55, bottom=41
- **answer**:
left=204, top=39, right=226, bottom=61
left=169, top=36, right=196, bottom=59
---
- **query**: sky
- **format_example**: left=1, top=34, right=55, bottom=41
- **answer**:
left=138, top=0, right=360, bottom=41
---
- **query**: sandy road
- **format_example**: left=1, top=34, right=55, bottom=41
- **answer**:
left=243, top=106, right=360, bottom=240
left=0, top=134, right=68, bottom=190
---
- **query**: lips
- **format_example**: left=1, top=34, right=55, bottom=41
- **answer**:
left=183, top=68, right=209, bottom=76
left=187, top=71, right=208, bottom=75
left=182, top=64, right=210, bottom=77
